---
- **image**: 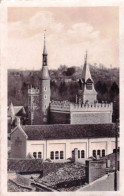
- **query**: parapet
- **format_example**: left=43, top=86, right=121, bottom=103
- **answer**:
left=28, top=87, right=40, bottom=95
left=50, top=100, right=113, bottom=113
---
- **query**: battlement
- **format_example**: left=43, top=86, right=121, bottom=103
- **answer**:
left=50, top=100, right=113, bottom=113
left=28, top=87, right=40, bottom=95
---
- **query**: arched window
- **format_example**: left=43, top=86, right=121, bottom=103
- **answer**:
left=60, top=151, right=64, bottom=159
left=44, top=95, right=47, bottom=99
left=81, top=150, right=85, bottom=158
left=38, top=152, right=42, bottom=159
left=78, top=150, right=80, bottom=158
left=50, top=151, right=54, bottom=160
left=93, top=150, right=96, bottom=157
left=55, top=151, right=59, bottom=159
left=97, top=150, right=100, bottom=156
left=86, top=78, right=93, bottom=90
left=102, top=150, right=105, bottom=157
left=33, top=152, right=37, bottom=159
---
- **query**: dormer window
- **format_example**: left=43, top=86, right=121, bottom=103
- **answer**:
left=86, top=78, right=93, bottom=90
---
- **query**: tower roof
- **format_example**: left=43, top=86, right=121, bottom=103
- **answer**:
left=8, top=102, right=15, bottom=118
left=82, top=51, right=93, bottom=82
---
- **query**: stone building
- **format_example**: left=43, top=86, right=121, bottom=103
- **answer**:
left=28, top=35, right=113, bottom=125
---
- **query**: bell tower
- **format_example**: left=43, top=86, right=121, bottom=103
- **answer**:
left=40, top=32, right=50, bottom=124
left=79, top=51, right=97, bottom=104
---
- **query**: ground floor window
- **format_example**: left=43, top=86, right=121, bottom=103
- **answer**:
left=33, top=152, right=37, bottom=159
left=102, top=149, right=105, bottom=157
left=97, top=150, right=100, bottom=156
left=78, top=150, right=80, bottom=158
left=50, top=151, right=54, bottom=160
left=50, top=151, right=64, bottom=160
left=55, top=151, right=59, bottom=159
left=81, top=150, right=85, bottom=158
left=38, top=152, right=42, bottom=159
left=60, top=151, right=64, bottom=159
left=93, top=150, right=96, bottom=157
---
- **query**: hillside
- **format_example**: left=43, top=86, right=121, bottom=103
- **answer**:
left=8, top=65, right=119, bottom=121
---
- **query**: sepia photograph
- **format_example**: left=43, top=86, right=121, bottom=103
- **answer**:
left=4, top=4, right=120, bottom=193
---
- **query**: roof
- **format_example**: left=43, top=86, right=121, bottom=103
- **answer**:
left=82, top=51, right=93, bottom=82
left=8, top=159, right=43, bottom=173
left=8, top=104, right=26, bottom=117
left=22, top=124, right=116, bottom=140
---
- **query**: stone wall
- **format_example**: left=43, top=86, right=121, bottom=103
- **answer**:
left=86, top=160, right=106, bottom=183
left=50, top=112, right=70, bottom=124
left=71, top=112, right=112, bottom=124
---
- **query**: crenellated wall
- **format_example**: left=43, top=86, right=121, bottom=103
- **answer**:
left=50, top=101, right=113, bottom=124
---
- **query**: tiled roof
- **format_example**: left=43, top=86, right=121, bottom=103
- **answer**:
left=22, top=124, right=116, bottom=140
left=8, top=159, right=43, bottom=173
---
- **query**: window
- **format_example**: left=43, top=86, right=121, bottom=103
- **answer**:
left=72, top=150, right=74, bottom=157
left=38, top=152, right=42, bottom=159
left=102, top=150, right=105, bottom=157
left=81, top=150, right=85, bottom=158
left=33, top=152, right=37, bottom=159
left=45, top=105, right=47, bottom=108
left=93, top=150, right=96, bottom=157
left=44, top=95, right=47, bottom=99
left=50, top=151, right=54, bottom=160
left=44, top=87, right=47, bottom=91
left=97, top=150, right=100, bottom=156
left=55, top=151, right=59, bottom=159
left=86, top=78, right=93, bottom=90
left=78, top=150, right=80, bottom=158
left=60, top=151, right=64, bottom=159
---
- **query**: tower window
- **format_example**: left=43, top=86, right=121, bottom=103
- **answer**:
left=44, top=87, right=47, bottom=91
left=86, top=78, right=93, bottom=90
left=44, top=95, right=47, bottom=99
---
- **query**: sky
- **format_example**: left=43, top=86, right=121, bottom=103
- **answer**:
left=8, top=7, right=119, bottom=70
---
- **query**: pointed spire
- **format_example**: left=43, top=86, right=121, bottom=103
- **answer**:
left=82, top=50, right=93, bottom=82
left=43, top=30, right=47, bottom=54
left=8, top=102, right=15, bottom=118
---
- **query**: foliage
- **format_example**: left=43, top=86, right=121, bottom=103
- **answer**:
left=8, top=65, right=119, bottom=121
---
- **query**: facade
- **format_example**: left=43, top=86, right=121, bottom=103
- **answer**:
left=10, top=123, right=119, bottom=161
left=28, top=37, right=113, bottom=125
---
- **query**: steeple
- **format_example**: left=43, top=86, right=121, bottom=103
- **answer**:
left=78, top=51, right=97, bottom=104
left=42, top=30, right=48, bottom=67
left=43, top=31, right=47, bottom=55
left=82, top=51, right=93, bottom=82
left=8, top=102, right=15, bottom=120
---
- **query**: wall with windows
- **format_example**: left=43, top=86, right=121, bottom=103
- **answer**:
left=26, top=140, right=46, bottom=160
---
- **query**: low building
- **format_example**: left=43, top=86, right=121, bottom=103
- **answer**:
left=10, top=122, right=119, bottom=161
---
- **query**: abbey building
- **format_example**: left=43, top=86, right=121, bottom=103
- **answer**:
left=28, top=36, right=113, bottom=125
left=9, top=35, right=119, bottom=161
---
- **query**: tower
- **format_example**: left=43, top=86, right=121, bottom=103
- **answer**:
left=40, top=32, right=50, bottom=124
left=79, top=51, right=97, bottom=104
